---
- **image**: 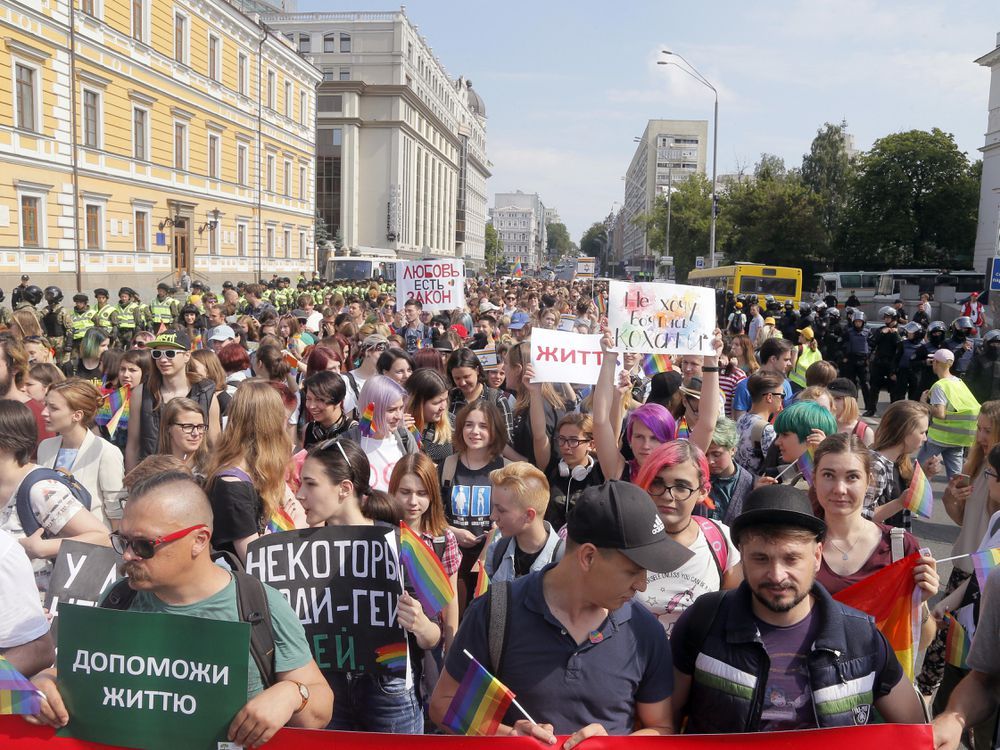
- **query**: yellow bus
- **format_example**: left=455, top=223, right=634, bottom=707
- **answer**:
left=686, top=263, right=803, bottom=305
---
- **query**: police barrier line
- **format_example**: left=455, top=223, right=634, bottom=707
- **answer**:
left=0, top=715, right=933, bottom=749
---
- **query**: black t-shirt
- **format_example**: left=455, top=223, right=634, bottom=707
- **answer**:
left=302, top=417, right=353, bottom=450
left=511, top=400, right=558, bottom=470
left=208, top=478, right=263, bottom=554
left=513, top=545, right=544, bottom=579
left=544, top=460, right=605, bottom=530
left=440, top=455, right=504, bottom=535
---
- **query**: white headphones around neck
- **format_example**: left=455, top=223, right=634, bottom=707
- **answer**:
left=558, top=455, right=595, bottom=481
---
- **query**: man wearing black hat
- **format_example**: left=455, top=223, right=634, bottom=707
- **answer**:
left=431, top=480, right=691, bottom=743
left=669, top=484, right=925, bottom=733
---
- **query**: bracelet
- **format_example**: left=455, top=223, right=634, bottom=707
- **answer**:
left=702, top=366, right=720, bottom=373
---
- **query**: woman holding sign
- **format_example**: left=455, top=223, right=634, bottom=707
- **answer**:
left=297, top=439, right=435, bottom=733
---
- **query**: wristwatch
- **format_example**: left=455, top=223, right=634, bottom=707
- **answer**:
left=291, top=681, right=309, bottom=714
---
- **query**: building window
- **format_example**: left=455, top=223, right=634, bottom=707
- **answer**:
left=20, top=196, right=40, bottom=248
left=85, top=204, right=102, bottom=249
left=299, top=165, right=307, bottom=198
left=339, top=67, right=350, bottom=81
left=317, top=95, right=342, bottom=112
left=266, top=154, right=274, bottom=192
left=82, top=89, right=100, bottom=148
left=134, top=209, right=148, bottom=252
left=174, top=122, right=187, bottom=170
left=283, top=229, right=290, bottom=257
left=14, top=63, right=37, bottom=132
left=299, top=230, right=306, bottom=257
left=284, top=81, right=292, bottom=118
left=298, top=33, right=310, bottom=53
left=209, top=224, right=219, bottom=255
left=81, top=0, right=96, bottom=15
left=131, top=0, right=144, bottom=42
left=316, top=128, right=342, bottom=246
left=174, top=12, right=188, bottom=64
left=266, top=226, right=275, bottom=256
left=267, top=70, right=275, bottom=109
left=340, top=33, right=351, bottom=53
left=208, top=133, right=220, bottom=179
left=238, top=52, right=248, bottom=95
left=283, top=159, right=291, bottom=195
left=299, top=90, right=308, bottom=125
left=323, top=33, right=336, bottom=53
left=132, top=107, right=147, bottom=160
left=237, top=143, right=248, bottom=185
left=237, top=223, right=247, bottom=256
left=208, top=34, right=220, bottom=81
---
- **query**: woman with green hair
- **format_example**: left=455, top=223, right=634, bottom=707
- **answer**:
left=772, top=401, right=838, bottom=487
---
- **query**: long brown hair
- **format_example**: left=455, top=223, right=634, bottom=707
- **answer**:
left=873, top=401, right=931, bottom=482
left=967, top=401, right=1000, bottom=479
left=810, top=433, right=873, bottom=518
left=157, top=397, right=210, bottom=473
left=388, top=454, right=448, bottom=536
left=507, top=341, right=563, bottom=414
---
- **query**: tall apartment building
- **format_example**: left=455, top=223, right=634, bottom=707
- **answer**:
left=0, top=0, right=320, bottom=294
left=622, top=119, right=708, bottom=278
left=263, top=10, right=490, bottom=269
left=974, top=33, right=1000, bottom=277
left=492, top=191, right=546, bottom=271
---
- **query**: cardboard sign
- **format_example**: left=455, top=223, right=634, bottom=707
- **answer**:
left=245, top=526, right=408, bottom=678
left=396, top=259, right=466, bottom=312
left=57, top=605, right=249, bottom=750
left=44, top=541, right=121, bottom=638
left=608, top=280, right=716, bottom=355
left=575, top=257, right=596, bottom=278
left=529, top=328, right=611, bottom=385
left=472, top=347, right=499, bottom=371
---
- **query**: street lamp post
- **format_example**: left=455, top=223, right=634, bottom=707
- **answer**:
left=659, top=51, right=718, bottom=268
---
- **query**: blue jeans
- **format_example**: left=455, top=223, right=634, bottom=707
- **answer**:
left=327, top=672, right=424, bottom=734
left=917, top=442, right=965, bottom=479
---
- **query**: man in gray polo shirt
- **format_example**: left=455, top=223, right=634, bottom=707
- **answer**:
left=430, top=480, right=693, bottom=746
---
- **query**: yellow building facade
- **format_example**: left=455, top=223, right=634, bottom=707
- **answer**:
left=0, top=0, right=320, bottom=295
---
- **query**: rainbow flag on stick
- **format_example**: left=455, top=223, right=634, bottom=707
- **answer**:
left=265, top=504, right=296, bottom=535
left=945, top=605, right=975, bottom=669
left=797, top=448, right=815, bottom=486
left=971, top=547, right=1000, bottom=592
left=835, top=552, right=921, bottom=680
left=594, top=294, right=607, bottom=318
left=902, top=461, right=934, bottom=518
left=473, top=564, right=490, bottom=599
left=96, top=386, right=130, bottom=437
left=442, top=651, right=521, bottom=736
left=192, top=334, right=204, bottom=350
left=359, top=402, right=378, bottom=437
left=676, top=417, right=690, bottom=440
left=408, top=423, right=424, bottom=449
left=399, top=521, right=453, bottom=617
left=641, top=353, right=672, bottom=377
left=0, top=656, right=41, bottom=716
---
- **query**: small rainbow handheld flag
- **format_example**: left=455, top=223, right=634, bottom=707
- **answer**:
left=902, top=461, right=934, bottom=518
left=192, top=333, right=204, bottom=350
left=0, top=656, right=41, bottom=716
left=442, top=652, right=517, bottom=736
left=594, top=294, right=607, bottom=318
left=797, top=448, right=816, bottom=486
left=945, top=606, right=975, bottom=669
left=642, top=353, right=672, bottom=377
left=399, top=521, right=453, bottom=617
left=374, top=642, right=408, bottom=673
left=265, top=504, right=296, bottom=534
left=971, top=547, right=1000, bottom=592
left=408, top=423, right=424, bottom=448
left=474, top=565, right=490, bottom=599
left=513, top=260, right=523, bottom=278
left=676, top=417, right=690, bottom=440
left=96, top=386, right=130, bottom=437
left=359, top=401, right=378, bottom=437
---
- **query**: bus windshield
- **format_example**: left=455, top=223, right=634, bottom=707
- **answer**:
left=739, top=276, right=797, bottom=298
left=328, top=260, right=374, bottom=280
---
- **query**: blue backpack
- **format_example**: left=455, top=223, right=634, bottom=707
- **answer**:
left=16, top=468, right=93, bottom=537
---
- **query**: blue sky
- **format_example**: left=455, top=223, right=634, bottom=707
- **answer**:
left=298, top=0, right=998, bottom=243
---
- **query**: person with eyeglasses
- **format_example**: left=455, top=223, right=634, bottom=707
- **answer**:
left=156, top=397, right=210, bottom=479
left=343, top=333, right=387, bottom=404
left=125, top=330, right=220, bottom=471
left=731, top=337, right=794, bottom=422
left=544, top=413, right=605, bottom=530
left=733, top=372, right=784, bottom=477
left=25, top=472, right=334, bottom=746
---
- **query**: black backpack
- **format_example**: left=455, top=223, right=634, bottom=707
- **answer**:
left=101, top=570, right=277, bottom=688
left=17, top=468, right=93, bottom=537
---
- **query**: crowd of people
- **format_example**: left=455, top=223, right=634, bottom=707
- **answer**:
left=1, top=271, right=999, bottom=748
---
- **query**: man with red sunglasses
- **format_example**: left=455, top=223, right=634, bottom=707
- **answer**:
left=26, top=473, right=332, bottom=748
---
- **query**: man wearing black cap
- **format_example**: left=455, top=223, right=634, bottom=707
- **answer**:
left=10, top=274, right=29, bottom=307
left=430, top=480, right=691, bottom=743
left=92, top=288, right=115, bottom=334
left=669, top=484, right=925, bottom=733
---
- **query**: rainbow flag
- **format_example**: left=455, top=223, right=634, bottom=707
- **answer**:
left=513, top=260, right=523, bottom=278
left=265, top=504, right=296, bottom=534
left=474, top=565, right=490, bottom=599
left=0, top=656, right=41, bottom=716
left=902, top=461, right=934, bottom=518
left=408, top=423, right=424, bottom=449
left=374, top=642, right=407, bottom=673
left=594, top=294, right=606, bottom=318
left=96, top=386, right=130, bottom=437
left=797, top=448, right=815, bottom=486
left=945, top=605, right=975, bottom=669
left=971, top=547, right=1000, bottom=592
left=676, top=417, right=690, bottom=440
left=192, top=334, right=204, bottom=350
left=835, top=553, right=921, bottom=680
left=399, top=521, right=453, bottom=617
left=642, top=353, right=672, bottom=377
left=442, top=653, right=516, bottom=736
left=359, top=401, right=378, bottom=437
left=283, top=351, right=300, bottom=378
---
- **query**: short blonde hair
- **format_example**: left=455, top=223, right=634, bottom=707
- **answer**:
left=489, top=461, right=550, bottom=515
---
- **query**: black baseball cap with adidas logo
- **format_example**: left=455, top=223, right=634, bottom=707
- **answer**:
left=567, top=480, right=694, bottom=574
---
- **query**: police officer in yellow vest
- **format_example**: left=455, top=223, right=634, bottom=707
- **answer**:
left=41, top=286, right=75, bottom=364
left=920, top=347, right=981, bottom=479
left=111, top=287, right=141, bottom=348
left=92, top=288, right=115, bottom=333
left=70, top=293, right=94, bottom=358
left=789, top=326, right=822, bottom=394
left=148, top=283, right=178, bottom=333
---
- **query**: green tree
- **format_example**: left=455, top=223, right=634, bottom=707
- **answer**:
left=314, top=212, right=330, bottom=247
left=638, top=173, right=717, bottom=282
left=840, top=128, right=979, bottom=268
left=484, top=223, right=503, bottom=273
left=801, top=121, right=855, bottom=242
left=579, top=222, right=608, bottom=264
left=546, top=222, right=572, bottom=259
left=754, top=153, right=787, bottom=182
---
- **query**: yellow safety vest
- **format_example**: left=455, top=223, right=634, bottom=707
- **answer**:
left=71, top=309, right=94, bottom=340
left=927, top=377, right=981, bottom=448
left=149, top=299, right=174, bottom=325
left=117, top=302, right=139, bottom=329
left=93, top=304, right=115, bottom=330
left=789, top=345, right=822, bottom=388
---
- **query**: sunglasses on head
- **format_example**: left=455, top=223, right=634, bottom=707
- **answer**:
left=109, top=524, right=207, bottom=560
left=151, top=348, right=184, bottom=359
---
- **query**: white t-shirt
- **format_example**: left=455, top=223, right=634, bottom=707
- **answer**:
left=0, top=529, right=49, bottom=648
left=929, top=376, right=963, bottom=407
left=362, top=435, right=404, bottom=492
left=634, top=520, right=740, bottom=637
left=339, top=374, right=358, bottom=414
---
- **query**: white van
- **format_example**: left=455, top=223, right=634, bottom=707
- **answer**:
left=813, top=271, right=880, bottom=304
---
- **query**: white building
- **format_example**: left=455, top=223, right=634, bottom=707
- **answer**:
left=262, top=9, right=490, bottom=267
left=492, top=191, right=547, bottom=271
left=622, top=119, right=708, bottom=278
left=974, top=33, right=1000, bottom=277
left=544, top=207, right=561, bottom=225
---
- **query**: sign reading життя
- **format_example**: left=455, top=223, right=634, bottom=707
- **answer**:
left=57, top=604, right=249, bottom=750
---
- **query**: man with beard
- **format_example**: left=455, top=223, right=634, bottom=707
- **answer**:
left=26, top=472, right=333, bottom=748
left=669, top=485, right=924, bottom=733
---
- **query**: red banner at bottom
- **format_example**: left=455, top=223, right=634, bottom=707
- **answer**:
left=0, top=715, right=932, bottom=749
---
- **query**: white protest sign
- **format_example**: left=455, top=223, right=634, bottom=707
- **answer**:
left=558, top=313, right=577, bottom=332
left=396, top=258, right=465, bottom=312
left=608, top=279, right=716, bottom=355
left=473, top=346, right=500, bottom=371
left=575, top=257, right=596, bottom=278
left=530, top=328, right=611, bottom=385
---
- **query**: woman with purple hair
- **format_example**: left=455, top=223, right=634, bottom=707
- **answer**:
left=593, top=329, right=724, bottom=482
left=340, top=374, right=418, bottom=491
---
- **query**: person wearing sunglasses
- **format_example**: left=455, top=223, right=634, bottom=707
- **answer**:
left=125, top=330, right=220, bottom=472
left=343, top=333, right=387, bottom=402
left=26, top=472, right=333, bottom=745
